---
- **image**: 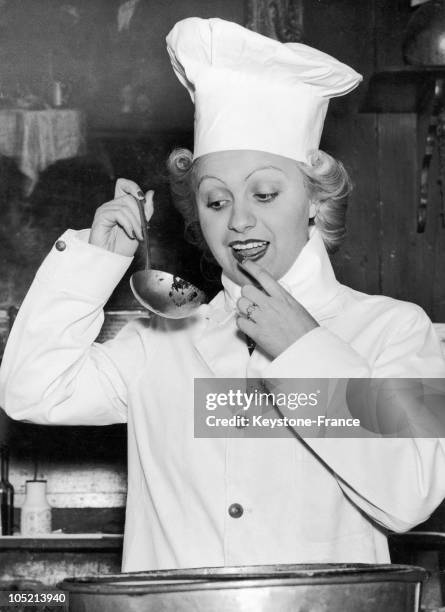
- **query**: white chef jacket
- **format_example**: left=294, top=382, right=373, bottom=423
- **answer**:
left=1, top=227, right=445, bottom=572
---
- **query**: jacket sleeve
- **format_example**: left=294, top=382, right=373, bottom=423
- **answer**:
left=0, top=229, right=145, bottom=426
left=262, top=304, right=445, bottom=532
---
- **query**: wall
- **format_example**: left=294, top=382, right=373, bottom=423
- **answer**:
left=305, top=0, right=445, bottom=321
left=0, top=0, right=244, bottom=132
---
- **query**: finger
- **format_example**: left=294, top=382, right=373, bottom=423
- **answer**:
left=122, top=191, right=154, bottom=236
left=239, top=259, right=284, bottom=299
left=112, top=196, right=144, bottom=240
left=240, top=284, right=270, bottom=307
left=236, top=314, right=258, bottom=337
left=144, top=190, right=155, bottom=223
left=236, top=296, right=255, bottom=316
left=114, top=178, right=144, bottom=200
left=115, top=208, right=144, bottom=240
left=123, top=194, right=146, bottom=240
left=240, top=302, right=261, bottom=324
left=113, top=209, right=140, bottom=240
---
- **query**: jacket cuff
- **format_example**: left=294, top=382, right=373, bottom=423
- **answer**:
left=35, top=229, right=133, bottom=302
left=262, top=327, right=371, bottom=378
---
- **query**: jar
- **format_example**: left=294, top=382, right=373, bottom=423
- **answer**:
left=20, top=480, right=51, bottom=536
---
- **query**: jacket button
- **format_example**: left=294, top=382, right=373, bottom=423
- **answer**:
left=55, top=240, right=66, bottom=251
left=228, top=503, right=243, bottom=518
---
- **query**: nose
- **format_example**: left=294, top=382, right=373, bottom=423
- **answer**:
left=228, top=200, right=256, bottom=233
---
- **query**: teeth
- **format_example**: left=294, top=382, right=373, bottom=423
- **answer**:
left=231, top=241, right=267, bottom=250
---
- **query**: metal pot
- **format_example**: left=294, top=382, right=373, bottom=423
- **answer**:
left=59, top=563, right=427, bottom=612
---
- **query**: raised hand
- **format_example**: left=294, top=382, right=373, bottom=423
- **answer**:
left=89, top=178, right=154, bottom=257
left=236, top=259, right=319, bottom=359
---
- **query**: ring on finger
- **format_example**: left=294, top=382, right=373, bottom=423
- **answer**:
left=246, top=302, right=259, bottom=321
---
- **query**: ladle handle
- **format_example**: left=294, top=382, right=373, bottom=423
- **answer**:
left=136, top=196, right=150, bottom=271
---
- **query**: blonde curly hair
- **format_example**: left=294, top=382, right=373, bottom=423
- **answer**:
left=167, top=148, right=352, bottom=254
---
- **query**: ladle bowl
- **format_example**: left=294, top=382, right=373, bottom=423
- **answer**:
left=129, top=194, right=206, bottom=319
left=130, top=269, right=206, bottom=319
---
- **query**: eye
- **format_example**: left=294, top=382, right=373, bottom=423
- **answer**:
left=254, top=192, right=278, bottom=203
left=207, top=200, right=229, bottom=210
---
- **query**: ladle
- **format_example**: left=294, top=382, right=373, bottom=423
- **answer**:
left=130, top=196, right=206, bottom=319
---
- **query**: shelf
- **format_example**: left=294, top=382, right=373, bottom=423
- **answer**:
left=0, top=534, right=123, bottom=552
left=362, top=66, right=445, bottom=113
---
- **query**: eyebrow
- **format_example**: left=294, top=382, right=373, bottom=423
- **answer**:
left=197, top=175, right=225, bottom=189
left=197, top=165, right=286, bottom=189
left=245, top=165, right=286, bottom=180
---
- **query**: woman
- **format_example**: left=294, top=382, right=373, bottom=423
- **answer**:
left=1, top=17, right=445, bottom=572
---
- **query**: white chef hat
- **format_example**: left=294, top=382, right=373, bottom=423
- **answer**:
left=166, top=17, right=362, bottom=163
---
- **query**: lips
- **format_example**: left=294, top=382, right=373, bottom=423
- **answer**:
left=229, top=239, right=269, bottom=263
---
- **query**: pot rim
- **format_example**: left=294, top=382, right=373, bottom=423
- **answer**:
left=58, top=563, right=428, bottom=595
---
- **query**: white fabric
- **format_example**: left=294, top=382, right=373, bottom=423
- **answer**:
left=166, top=18, right=362, bottom=162
left=0, top=109, right=85, bottom=193
left=1, top=228, right=445, bottom=571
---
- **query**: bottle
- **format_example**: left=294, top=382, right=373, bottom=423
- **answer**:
left=20, top=480, right=51, bottom=536
left=0, top=445, right=14, bottom=535
left=52, top=81, right=63, bottom=107
left=0, top=449, right=5, bottom=534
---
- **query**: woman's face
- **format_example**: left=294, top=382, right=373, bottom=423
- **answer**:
left=194, top=150, right=311, bottom=286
